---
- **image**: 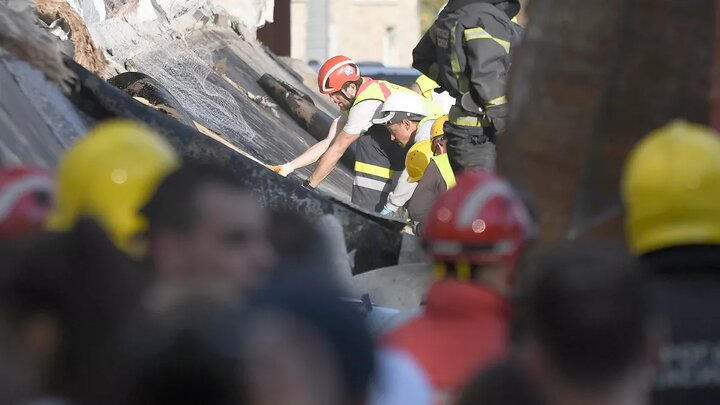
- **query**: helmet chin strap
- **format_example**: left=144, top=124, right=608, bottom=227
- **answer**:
left=338, top=86, right=355, bottom=107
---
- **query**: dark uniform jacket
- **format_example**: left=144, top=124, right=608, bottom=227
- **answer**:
left=413, top=0, right=522, bottom=122
left=641, top=246, right=720, bottom=405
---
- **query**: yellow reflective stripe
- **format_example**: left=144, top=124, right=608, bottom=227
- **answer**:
left=464, top=27, right=511, bottom=53
left=455, top=117, right=483, bottom=127
left=433, top=154, right=456, bottom=189
left=354, top=162, right=393, bottom=179
left=450, top=21, right=463, bottom=92
left=433, top=262, right=447, bottom=279
left=485, top=96, right=507, bottom=106
left=457, top=261, right=472, bottom=281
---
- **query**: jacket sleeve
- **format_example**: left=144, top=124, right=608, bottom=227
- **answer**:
left=386, top=169, right=419, bottom=212
left=412, top=26, right=440, bottom=82
left=463, top=25, right=509, bottom=108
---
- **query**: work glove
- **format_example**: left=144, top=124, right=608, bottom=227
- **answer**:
left=268, top=163, right=295, bottom=177
left=379, top=206, right=394, bottom=216
left=485, top=105, right=508, bottom=135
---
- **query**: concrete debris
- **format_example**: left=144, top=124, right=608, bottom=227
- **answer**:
left=32, top=0, right=108, bottom=75
left=0, top=0, right=74, bottom=91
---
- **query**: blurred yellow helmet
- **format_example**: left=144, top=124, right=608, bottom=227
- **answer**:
left=622, top=120, right=720, bottom=255
left=406, top=140, right=434, bottom=183
left=47, top=119, right=179, bottom=256
left=431, top=115, right=449, bottom=140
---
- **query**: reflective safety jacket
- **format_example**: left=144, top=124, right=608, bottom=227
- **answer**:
left=413, top=0, right=522, bottom=110
left=431, top=153, right=456, bottom=189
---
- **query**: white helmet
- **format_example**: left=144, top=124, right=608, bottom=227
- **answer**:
left=373, top=92, right=427, bottom=125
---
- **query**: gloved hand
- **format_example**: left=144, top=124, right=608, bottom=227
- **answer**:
left=268, top=163, right=295, bottom=177
left=379, top=206, right=395, bottom=216
left=485, top=105, right=508, bottom=135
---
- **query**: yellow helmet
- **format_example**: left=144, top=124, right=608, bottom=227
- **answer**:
left=431, top=115, right=449, bottom=140
left=622, top=120, right=720, bottom=254
left=405, top=140, right=434, bottom=183
left=47, top=119, right=179, bottom=256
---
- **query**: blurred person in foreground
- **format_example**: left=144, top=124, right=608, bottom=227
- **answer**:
left=239, top=271, right=375, bottom=405
left=46, top=119, right=179, bottom=257
left=0, top=219, right=150, bottom=405
left=622, top=120, right=720, bottom=404
left=485, top=242, right=657, bottom=405
left=0, top=165, right=54, bottom=240
left=382, top=171, right=535, bottom=402
left=141, top=162, right=275, bottom=311
left=0, top=119, right=176, bottom=404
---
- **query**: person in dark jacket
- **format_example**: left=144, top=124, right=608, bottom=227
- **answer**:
left=412, top=0, right=523, bottom=172
left=622, top=120, right=720, bottom=405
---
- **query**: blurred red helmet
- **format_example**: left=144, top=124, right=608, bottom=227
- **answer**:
left=317, top=55, right=361, bottom=94
left=422, top=171, right=533, bottom=267
left=0, top=166, right=54, bottom=240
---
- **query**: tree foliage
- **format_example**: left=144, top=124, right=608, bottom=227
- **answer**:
left=419, top=0, right=446, bottom=32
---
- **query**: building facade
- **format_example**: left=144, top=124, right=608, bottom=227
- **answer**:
left=291, top=0, right=420, bottom=67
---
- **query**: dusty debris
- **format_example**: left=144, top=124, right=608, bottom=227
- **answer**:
left=0, top=1, right=74, bottom=91
left=31, top=0, right=107, bottom=75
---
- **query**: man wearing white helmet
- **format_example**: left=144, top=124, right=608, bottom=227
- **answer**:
left=372, top=92, right=444, bottom=216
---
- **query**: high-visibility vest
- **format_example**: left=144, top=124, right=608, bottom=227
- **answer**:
left=431, top=153, right=456, bottom=189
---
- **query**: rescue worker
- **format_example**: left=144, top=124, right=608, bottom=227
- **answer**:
left=408, top=115, right=456, bottom=231
left=271, top=55, right=443, bottom=212
left=622, top=120, right=720, bottom=405
left=410, top=74, right=455, bottom=113
left=372, top=92, right=444, bottom=216
left=413, top=0, right=523, bottom=172
left=383, top=171, right=534, bottom=402
left=0, top=166, right=54, bottom=240
left=46, top=119, right=179, bottom=257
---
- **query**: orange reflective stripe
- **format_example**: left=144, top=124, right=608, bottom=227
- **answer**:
left=377, top=82, right=392, bottom=99
left=357, top=77, right=374, bottom=93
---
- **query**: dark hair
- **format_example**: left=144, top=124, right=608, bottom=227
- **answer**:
left=246, top=271, right=375, bottom=402
left=128, top=300, right=248, bottom=405
left=0, top=219, right=150, bottom=404
left=142, top=161, right=250, bottom=233
left=522, top=242, right=648, bottom=383
left=457, top=356, right=546, bottom=405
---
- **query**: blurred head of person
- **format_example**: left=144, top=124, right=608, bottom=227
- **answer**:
left=520, top=243, right=657, bottom=405
left=46, top=119, right=179, bottom=258
left=0, top=218, right=150, bottom=404
left=622, top=120, right=720, bottom=256
left=0, top=165, right=54, bottom=241
left=421, top=171, right=535, bottom=296
left=127, top=298, right=249, bottom=405
left=240, top=271, right=375, bottom=405
left=142, top=162, right=275, bottom=307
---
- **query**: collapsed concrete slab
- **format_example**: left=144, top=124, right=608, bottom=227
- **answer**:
left=68, top=54, right=406, bottom=272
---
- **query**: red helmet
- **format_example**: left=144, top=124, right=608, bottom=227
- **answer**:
left=0, top=166, right=54, bottom=240
left=317, top=55, right=361, bottom=94
left=422, top=171, right=534, bottom=268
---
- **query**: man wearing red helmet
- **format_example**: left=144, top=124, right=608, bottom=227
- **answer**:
left=382, top=171, right=534, bottom=403
left=0, top=166, right=54, bottom=240
left=275, top=55, right=438, bottom=212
